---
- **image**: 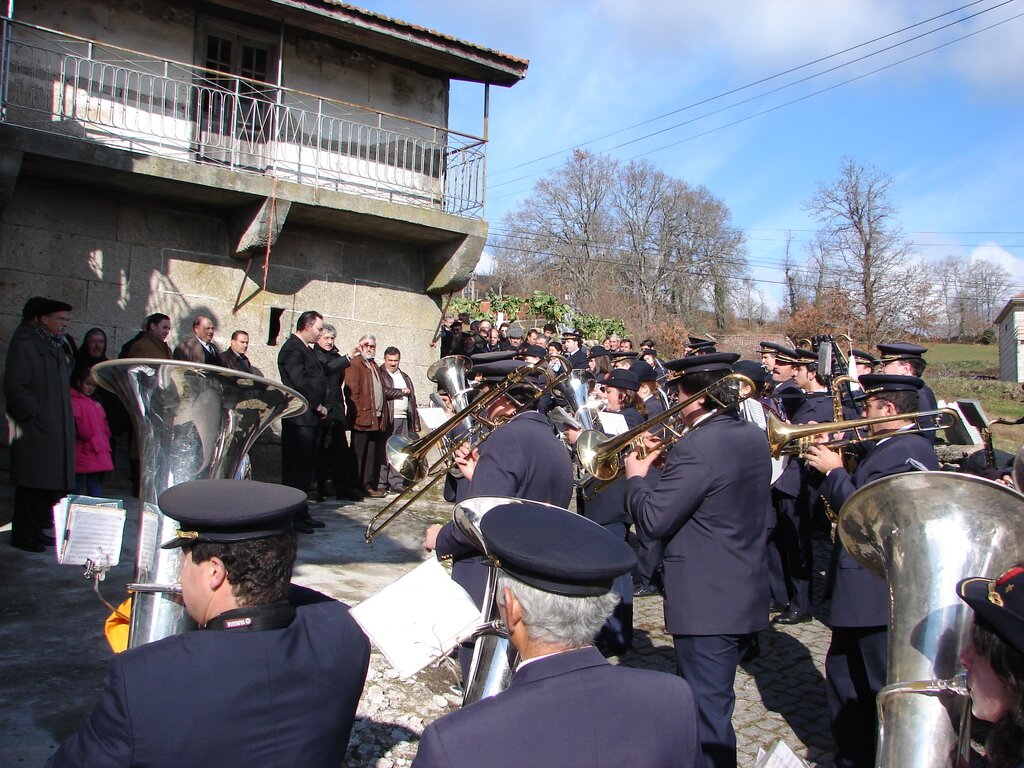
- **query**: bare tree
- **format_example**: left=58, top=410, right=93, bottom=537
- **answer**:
left=804, top=157, right=917, bottom=343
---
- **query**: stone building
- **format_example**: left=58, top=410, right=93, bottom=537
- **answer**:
left=0, top=1, right=527, bottom=439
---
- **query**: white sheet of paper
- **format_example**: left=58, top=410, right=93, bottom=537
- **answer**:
left=418, top=407, right=449, bottom=431
left=755, top=740, right=810, bottom=768
left=60, top=504, right=126, bottom=567
left=599, top=411, right=629, bottom=436
left=350, top=558, right=482, bottom=679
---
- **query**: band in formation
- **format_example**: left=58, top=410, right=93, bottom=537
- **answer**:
left=6, top=297, right=1021, bottom=768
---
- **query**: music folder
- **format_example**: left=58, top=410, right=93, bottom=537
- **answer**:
left=52, top=495, right=126, bottom=568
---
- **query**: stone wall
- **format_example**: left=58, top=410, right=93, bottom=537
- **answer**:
left=0, top=176, right=445, bottom=445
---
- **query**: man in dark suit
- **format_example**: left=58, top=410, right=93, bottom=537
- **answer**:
left=625, top=353, right=771, bottom=768
left=804, top=374, right=939, bottom=768
left=562, top=330, right=589, bottom=369
left=47, top=479, right=370, bottom=768
left=219, top=330, right=261, bottom=375
left=423, top=359, right=574, bottom=678
left=173, top=315, right=220, bottom=365
left=277, top=310, right=329, bottom=531
left=413, top=502, right=699, bottom=768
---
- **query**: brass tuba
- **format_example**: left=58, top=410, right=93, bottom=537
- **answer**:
left=92, top=359, right=306, bottom=648
left=838, top=471, right=1024, bottom=768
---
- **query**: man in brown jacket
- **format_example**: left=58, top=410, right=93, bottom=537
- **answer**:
left=343, top=334, right=392, bottom=498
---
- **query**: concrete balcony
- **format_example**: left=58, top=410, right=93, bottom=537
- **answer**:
left=0, top=19, right=486, bottom=218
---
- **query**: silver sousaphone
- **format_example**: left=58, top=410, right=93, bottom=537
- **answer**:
left=838, top=471, right=1024, bottom=768
left=92, top=359, right=306, bottom=648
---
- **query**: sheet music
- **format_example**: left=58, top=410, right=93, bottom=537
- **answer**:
left=60, top=505, right=126, bottom=567
left=418, top=407, right=449, bottom=431
left=547, top=405, right=583, bottom=432
left=137, top=504, right=161, bottom=573
left=599, top=411, right=628, bottom=436
left=350, top=558, right=482, bottom=679
left=755, top=740, right=810, bottom=768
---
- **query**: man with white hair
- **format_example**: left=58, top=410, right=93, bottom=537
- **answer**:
left=413, top=502, right=698, bottom=768
left=343, top=334, right=390, bottom=497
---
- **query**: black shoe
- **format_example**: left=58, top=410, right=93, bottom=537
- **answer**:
left=303, top=517, right=325, bottom=529
left=768, top=600, right=788, bottom=613
left=307, top=492, right=326, bottom=503
left=772, top=609, right=812, bottom=625
left=338, top=491, right=364, bottom=502
left=293, top=519, right=316, bottom=535
left=633, top=585, right=659, bottom=598
left=11, top=539, right=45, bottom=553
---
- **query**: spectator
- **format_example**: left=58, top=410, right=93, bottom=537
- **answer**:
left=75, top=327, right=108, bottom=370
left=75, top=326, right=129, bottom=438
left=173, top=315, right=219, bottom=365
left=220, top=330, right=260, bottom=375
left=70, top=366, right=113, bottom=497
left=314, top=325, right=362, bottom=502
left=473, top=319, right=496, bottom=353
left=379, top=347, right=420, bottom=494
left=4, top=298, right=75, bottom=552
left=125, top=313, right=173, bottom=359
left=343, top=334, right=390, bottom=498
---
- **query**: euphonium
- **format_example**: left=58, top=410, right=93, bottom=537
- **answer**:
left=576, top=372, right=754, bottom=483
left=91, top=359, right=306, bottom=648
left=766, top=407, right=959, bottom=458
left=838, top=472, right=1024, bottom=768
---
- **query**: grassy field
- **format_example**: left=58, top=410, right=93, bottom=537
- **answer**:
left=923, top=343, right=1024, bottom=453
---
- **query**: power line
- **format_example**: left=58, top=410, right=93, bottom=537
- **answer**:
left=487, top=2, right=1022, bottom=198
left=488, top=0, right=996, bottom=177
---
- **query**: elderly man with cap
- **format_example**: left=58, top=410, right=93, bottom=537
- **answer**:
left=5, top=297, right=75, bottom=552
left=876, top=342, right=938, bottom=443
left=47, top=479, right=370, bottom=768
left=413, top=503, right=699, bottom=768
left=804, top=374, right=939, bottom=768
left=424, top=358, right=574, bottom=679
left=624, top=352, right=771, bottom=768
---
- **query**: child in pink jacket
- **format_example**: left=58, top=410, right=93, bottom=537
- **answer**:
left=71, top=366, right=114, bottom=496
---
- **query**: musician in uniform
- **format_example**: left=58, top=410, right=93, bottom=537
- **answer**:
left=413, top=502, right=699, bottom=768
left=768, top=345, right=804, bottom=420
left=562, top=330, right=589, bottom=369
left=876, top=342, right=938, bottom=443
left=47, top=479, right=370, bottom=768
left=773, top=348, right=834, bottom=625
left=423, top=359, right=574, bottom=679
left=624, top=352, right=771, bottom=768
left=804, top=374, right=939, bottom=768
left=850, top=349, right=877, bottom=377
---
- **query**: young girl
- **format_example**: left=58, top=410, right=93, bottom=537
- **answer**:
left=70, top=366, right=114, bottom=496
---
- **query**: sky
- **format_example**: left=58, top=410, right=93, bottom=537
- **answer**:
left=362, top=0, right=1024, bottom=309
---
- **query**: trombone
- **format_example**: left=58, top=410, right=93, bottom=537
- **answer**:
left=364, top=354, right=572, bottom=542
left=766, top=407, right=960, bottom=458
left=575, top=372, right=755, bottom=485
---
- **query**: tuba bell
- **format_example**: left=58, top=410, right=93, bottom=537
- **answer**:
left=92, top=359, right=306, bottom=648
left=838, top=471, right=1024, bottom=768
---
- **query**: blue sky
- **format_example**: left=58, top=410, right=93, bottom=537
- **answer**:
left=364, top=1, right=1024, bottom=308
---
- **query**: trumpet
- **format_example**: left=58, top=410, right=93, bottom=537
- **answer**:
left=767, top=407, right=959, bottom=458
left=575, top=372, right=755, bottom=484
left=364, top=354, right=572, bottom=542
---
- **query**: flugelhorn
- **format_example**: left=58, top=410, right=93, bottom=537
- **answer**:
left=364, top=354, right=571, bottom=542
left=576, top=372, right=754, bottom=483
left=766, top=407, right=959, bottom=458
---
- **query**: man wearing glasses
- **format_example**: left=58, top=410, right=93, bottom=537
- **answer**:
left=343, top=334, right=391, bottom=498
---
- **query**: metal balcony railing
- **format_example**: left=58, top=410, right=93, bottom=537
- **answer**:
left=0, top=19, right=486, bottom=217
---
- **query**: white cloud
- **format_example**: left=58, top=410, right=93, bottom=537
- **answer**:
left=971, top=244, right=1024, bottom=290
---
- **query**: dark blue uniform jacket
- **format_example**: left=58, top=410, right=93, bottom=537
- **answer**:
left=412, top=646, right=699, bottom=768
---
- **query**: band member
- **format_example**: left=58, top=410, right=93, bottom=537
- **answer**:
left=562, top=330, right=589, bottom=369
left=773, top=348, right=834, bottom=625
left=850, top=349, right=877, bottom=377
left=956, top=567, right=1024, bottom=768
left=423, top=359, right=574, bottom=679
left=412, top=503, right=699, bottom=768
left=769, top=346, right=804, bottom=420
left=875, top=342, right=938, bottom=443
left=47, top=480, right=370, bottom=768
left=625, top=353, right=771, bottom=768
left=685, top=336, right=717, bottom=356
left=804, top=374, right=939, bottom=768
